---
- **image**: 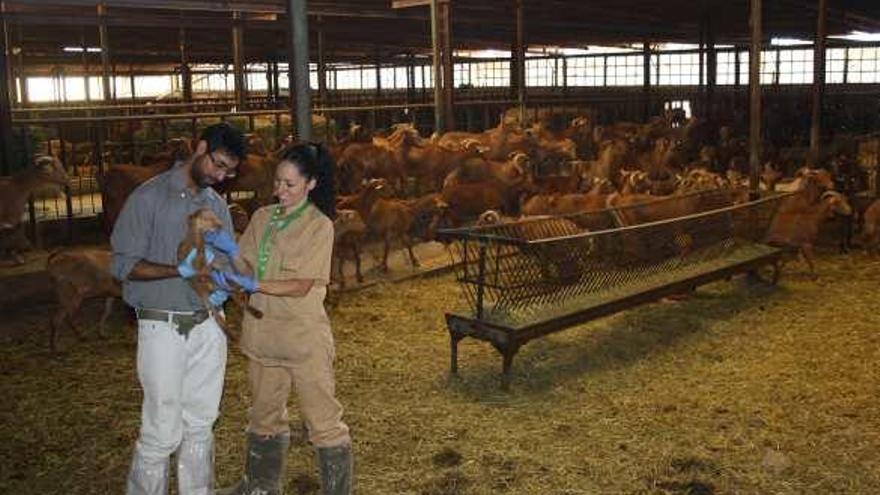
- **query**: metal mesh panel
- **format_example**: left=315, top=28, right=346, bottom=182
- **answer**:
left=440, top=190, right=789, bottom=329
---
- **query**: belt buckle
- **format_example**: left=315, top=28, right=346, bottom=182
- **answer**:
left=174, top=310, right=209, bottom=339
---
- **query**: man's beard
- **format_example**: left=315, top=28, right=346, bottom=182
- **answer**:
left=191, top=155, right=213, bottom=188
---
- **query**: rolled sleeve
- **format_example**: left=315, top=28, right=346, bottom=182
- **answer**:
left=110, top=190, right=153, bottom=281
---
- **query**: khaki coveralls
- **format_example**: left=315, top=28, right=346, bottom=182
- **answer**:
left=238, top=204, right=351, bottom=448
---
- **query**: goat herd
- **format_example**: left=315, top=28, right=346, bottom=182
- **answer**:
left=1, top=110, right=879, bottom=351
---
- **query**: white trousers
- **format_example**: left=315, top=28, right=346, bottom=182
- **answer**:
left=126, top=314, right=227, bottom=495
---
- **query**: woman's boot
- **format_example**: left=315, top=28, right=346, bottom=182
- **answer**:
left=316, top=443, right=353, bottom=495
left=216, top=432, right=289, bottom=495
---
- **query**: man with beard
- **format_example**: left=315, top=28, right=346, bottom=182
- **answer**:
left=111, top=122, right=246, bottom=495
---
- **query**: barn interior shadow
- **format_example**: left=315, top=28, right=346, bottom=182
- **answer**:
left=446, top=277, right=788, bottom=402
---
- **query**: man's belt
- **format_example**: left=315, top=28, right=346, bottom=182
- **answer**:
left=135, top=308, right=210, bottom=338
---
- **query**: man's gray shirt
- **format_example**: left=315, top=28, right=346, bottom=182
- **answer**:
left=110, top=165, right=234, bottom=312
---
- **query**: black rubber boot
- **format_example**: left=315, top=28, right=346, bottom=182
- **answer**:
left=316, top=444, right=353, bottom=495
left=216, top=432, right=290, bottom=495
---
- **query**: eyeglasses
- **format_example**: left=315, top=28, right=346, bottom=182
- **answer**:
left=208, top=152, right=237, bottom=178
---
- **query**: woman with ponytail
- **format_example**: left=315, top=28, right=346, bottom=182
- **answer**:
left=207, top=142, right=352, bottom=495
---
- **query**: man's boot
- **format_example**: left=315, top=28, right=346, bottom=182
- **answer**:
left=216, top=432, right=289, bottom=495
left=316, top=444, right=353, bottom=495
left=126, top=446, right=170, bottom=495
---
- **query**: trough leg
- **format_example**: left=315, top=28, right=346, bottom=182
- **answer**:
left=499, top=343, right=521, bottom=391
left=449, top=330, right=464, bottom=375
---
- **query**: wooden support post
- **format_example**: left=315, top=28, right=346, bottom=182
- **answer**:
left=429, top=0, right=445, bottom=134
left=0, top=6, right=14, bottom=175
left=232, top=11, right=246, bottom=110
left=273, top=60, right=281, bottom=103
left=265, top=58, right=274, bottom=103
left=374, top=50, right=381, bottom=100
left=288, top=0, right=312, bottom=141
left=317, top=18, right=327, bottom=107
left=80, top=30, right=90, bottom=103
left=406, top=52, right=415, bottom=107
left=514, top=0, right=525, bottom=125
left=179, top=26, right=192, bottom=102
left=810, top=0, right=827, bottom=164
left=748, top=0, right=762, bottom=193
left=643, top=42, right=651, bottom=121
left=706, top=11, right=717, bottom=122
left=0, top=7, right=14, bottom=109
left=129, top=63, right=135, bottom=102
left=98, top=3, right=111, bottom=105
left=16, top=26, right=26, bottom=105
left=440, top=0, right=454, bottom=130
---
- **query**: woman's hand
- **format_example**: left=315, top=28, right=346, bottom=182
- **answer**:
left=212, top=270, right=259, bottom=293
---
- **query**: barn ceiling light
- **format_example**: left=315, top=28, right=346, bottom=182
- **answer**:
left=830, top=31, right=880, bottom=42
left=771, top=38, right=811, bottom=46
left=62, top=46, right=102, bottom=53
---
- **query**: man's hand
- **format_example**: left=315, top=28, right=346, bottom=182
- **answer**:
left=210, top=270, right=234, bottom=291
left=177, top=248, right=198, bottom=279
left=204, top=229, right=240, bottom=258
left=207, top=288, right=229, bottom=307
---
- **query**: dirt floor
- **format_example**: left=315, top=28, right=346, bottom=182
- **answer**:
left=1, top=247, right=879, bottom=494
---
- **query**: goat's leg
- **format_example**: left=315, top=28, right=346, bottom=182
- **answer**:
left=335, top=256, right=347, bottom=289
left=50, top=306, right=66, bottom=353
left=63, top=291, right=86, bottom=341
left=802, top=244, right=818, bottom=279
left=406, top=235, right=420, bottom=268
left=97, top=297, right=114, bottom=339
left=382, top=235, right=391, bottom=273
left=353, top=245, right=364, bottom=283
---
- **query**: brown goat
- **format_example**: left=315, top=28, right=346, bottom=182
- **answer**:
left=1, top=156, right=70, bottom=264
left=766, top=191, right=852, bottom=277
left=177, top=209, right=262, bottom=341
left=46, top=247, right=121, bottom=352
left=365, top=193, right=449, bottom=273
left=860, top=199, right=880, bottom=256
left=98, top=161, right=173, bottom=234
left=332, top=209, right=368, bottom=288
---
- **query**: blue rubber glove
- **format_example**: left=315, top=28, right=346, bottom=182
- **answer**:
left=177, top=248, right=198, bottom=279
left=204, top=229, right=240, bottom=258
left=207, top=289, right=229, bottom=307
left=225, top=271, right=259, bottom=293
left=210, top=270, right=233, bottom=291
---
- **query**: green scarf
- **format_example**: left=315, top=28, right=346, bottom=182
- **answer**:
left=255, top=200, right=311, bottom=281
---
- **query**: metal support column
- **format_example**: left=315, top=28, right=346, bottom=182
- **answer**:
left=748, top=0, right=763, bottom=193
left=16, top=25, right=25, bottom=105
left=643, top=42, right=651, bottom=121
left=810, top=0, right=827, bottom=164
left=288, top=0, right=312, bottom=140
left=98, top=3, right=111, bottom=104
left=430, top=0, right=445, bottom=134
left=440, top=0, right=454, bottom=130
left=232, top=11, right=246, bottom=110
left=4, top=12, right=15, bottom=107
left=706, top=11, right=716, bottom=121
left=0, top=5, right=13, bottom=175
left=514, top=0, right=525, bottom=125
left=80, top=30, right=90, bottom=103
left=179, top=26, right=192, bottom=102
left=317, top=18, right=327, bottom=107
